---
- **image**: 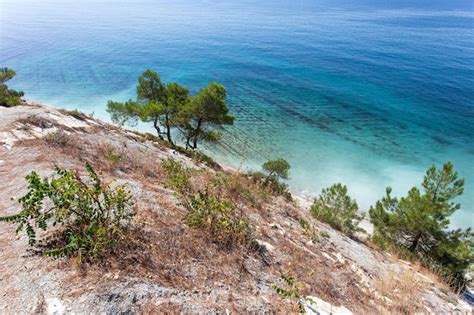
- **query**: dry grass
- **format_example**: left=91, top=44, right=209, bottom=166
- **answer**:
left=375, top=267, right=425, bottom=314
left=17, top=115, right=53, bottom=129
left=5, top=107, right=460, bottom=313
left=95, top=143, right=125, bottom=173
left=44, top=130, right=72, bottom=147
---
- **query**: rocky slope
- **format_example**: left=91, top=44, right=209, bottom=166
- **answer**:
left=0, top=102, right=471, bottom=314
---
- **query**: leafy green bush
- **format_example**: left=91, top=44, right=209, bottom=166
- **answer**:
left=0, top=163, right=135, bottom=263
left=183, top=190, right=254, bottom=249
left=161, top=158, right=191, bottom=193
left=369, top=162, right=473, bottom=288
left=319, top=231, right=330, bottom=238
left=299, top=219, right=318, bottom=243
left=310, top=183, right=365, bottom=236
left=0, top=67, right=24, bottom=107
left=272, top=268, right=309, bottom=312
left=247, top=170, right=292, bottom=201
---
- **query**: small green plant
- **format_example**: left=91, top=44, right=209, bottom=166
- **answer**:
left=319, top=231, right=330, bottom=238
left=247, top=170, right=292, bottom=201
left=0, top=163, right=135, bottom=263
left=104, top=147, right=123, bottom=163
left=299, top=219, right=318, bottom=243
left=161, top=158, right=191, bottom=193
left=310, top=183, right=365, bottom=236
left=272, top=267, right=308, bottom=312
left=67, top=109, right=88, bottom=121
left=183, top=190, right=253, bottom=249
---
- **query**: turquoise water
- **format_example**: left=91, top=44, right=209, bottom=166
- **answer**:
left=1, top=0, right=473, bottom=228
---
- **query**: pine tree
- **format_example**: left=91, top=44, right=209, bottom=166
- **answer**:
left=369, top=162, right=473, bottom=287
left=310, top=183, right=365, bottom=236
left=178, top=82, right=234, bottom=149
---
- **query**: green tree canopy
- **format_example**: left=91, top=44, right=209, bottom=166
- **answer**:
left=107, top=70, right=233, bottom=148
left=262, top=158, right=291, bottom=181
left=369, top=162, right=473, bottom=287
left=106, top=99, right=141, bottom=126
left=161, top=82, right=189, bottom=144
left=0, top=67, right=24, bottom=107
left=178, top=82, right=234, bottom=149
left=107, top=70, right=168, bottom=139
left=310, top=183, right=365, bottom=236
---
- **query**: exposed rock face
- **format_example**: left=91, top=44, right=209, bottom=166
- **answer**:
left=0, top=102, right=471, bottom=314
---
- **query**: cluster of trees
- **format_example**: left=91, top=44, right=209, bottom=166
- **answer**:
left=0, top=67, right=24, bottom=107
left=308, top=161, right=472, bottom=288
left=107, top=70, right=234, bottom=149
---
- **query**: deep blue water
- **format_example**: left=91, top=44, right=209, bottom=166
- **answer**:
left=1, top=0, right=473, bottom=228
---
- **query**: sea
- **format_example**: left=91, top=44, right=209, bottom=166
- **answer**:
left=1, top=0, right=473, bottom=228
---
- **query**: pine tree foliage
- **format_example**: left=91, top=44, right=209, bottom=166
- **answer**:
left=369, top=162, right=473, bottom=287
left=262, top=158, right=291, bottom=181
left=178, top=82, right=234, bottom=149
left=0, top=67, right=24, bottom=107
left=310, top=183, right=365, bottom=236
left=0, top=163, right=135, bottom=263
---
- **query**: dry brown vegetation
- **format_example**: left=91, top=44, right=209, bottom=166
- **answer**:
left=375, top=267, right=425, bottom=314
left=0, top=104, right=470, bottom=314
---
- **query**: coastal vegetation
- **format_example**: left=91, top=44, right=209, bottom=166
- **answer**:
left=310, top=183, right=365, bottom=236
left=107, top=69, right=234, bottom=149
left=0, top=163, right=135, bottom=263
left=161, top=158, right=254, bottom=249
left=0, top=67, right=24, bottom=107
left=272, top=267, right=308, bottom=312
left=369, top=162, right=473, bottom=288
left=248, top=158, right=292, bottom=200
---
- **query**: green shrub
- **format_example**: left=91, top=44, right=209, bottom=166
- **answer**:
left=247, top=170, right=292, bottom=201
left=183, top=190, right=254, bottom=249
left=0, top=163, right=135, bottom=263
left=103, top=147, right=123, bottom=163
left=272, top=268, right=309, bottom=312
left=0, top=67, right=24, bottom=107
left=319, top=231, right=330, bottom=238
left=161, top=158, right=191, bottom=193
left=299, top=219, right=318, bottom=243
left=310, top=183, right=365, bottom=236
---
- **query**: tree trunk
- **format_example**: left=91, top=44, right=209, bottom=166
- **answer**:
left=165, top=114, right=173, bottom=145
left=409, top=233, right=422, bottom=252
left=185, top=136, right=191, bottom=150
left=192, top=118, right=203, bottom=150
left=153, top=117, right=164, bottom=140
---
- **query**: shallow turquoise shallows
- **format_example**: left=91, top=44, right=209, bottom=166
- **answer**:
left=1, top=0, right=473, bottom=228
